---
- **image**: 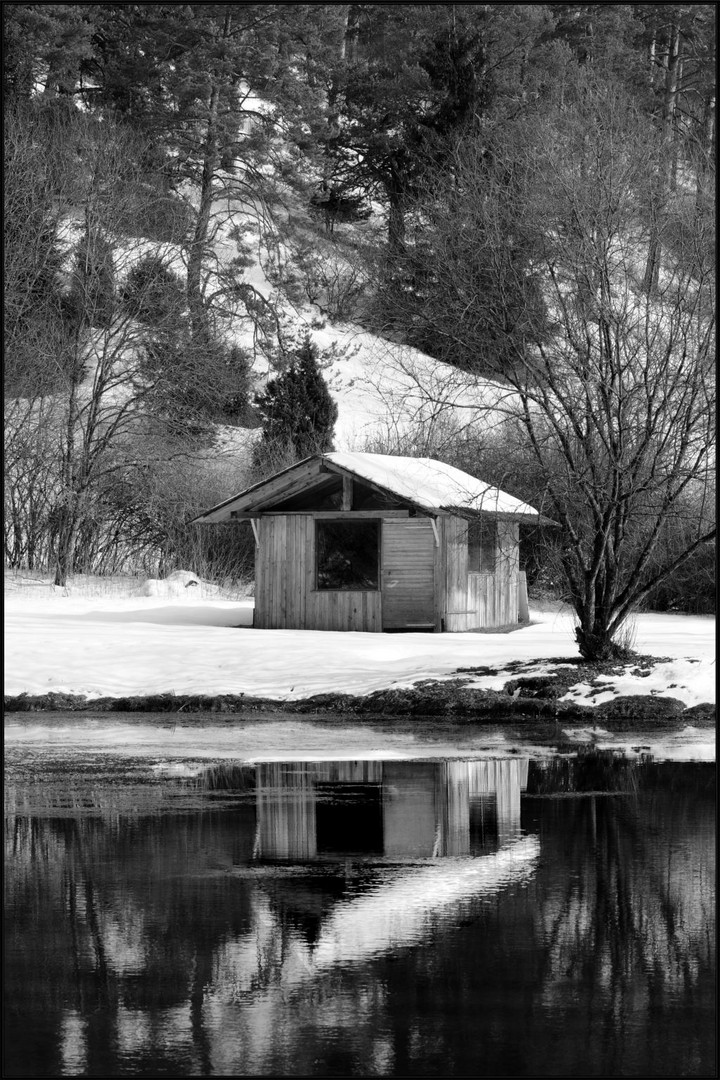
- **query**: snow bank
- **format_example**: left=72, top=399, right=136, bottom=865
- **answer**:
left=140, top=570, right=202, bottom=598
left=3, top=589, right=714, bottom=709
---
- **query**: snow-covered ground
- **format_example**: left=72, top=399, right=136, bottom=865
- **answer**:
left=4, top=578, right=714, bottom=706
left=4, top=577, right=715, bottom=763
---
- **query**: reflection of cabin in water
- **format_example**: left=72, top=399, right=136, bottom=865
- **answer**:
left=193, top=452, right=548, bottom=632
left=254, top=758, right=529, bottom=863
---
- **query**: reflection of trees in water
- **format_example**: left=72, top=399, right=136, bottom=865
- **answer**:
left=258, top=760, right=715, bottom=1078
left=4, top=806, right=258, bottom=1076
left=521, top=758, right=715, bottom=1076
left=526, top=757, right=714, bottom=996
left=4, top=759, right=715, bottom=1078
left=526, top=748, right=642, bottom=796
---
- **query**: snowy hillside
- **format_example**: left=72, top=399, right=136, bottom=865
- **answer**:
left=48, top=178, right=515, bottom=466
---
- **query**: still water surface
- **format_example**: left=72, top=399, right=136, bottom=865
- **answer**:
left=4, top=746, right=715, bottom=1077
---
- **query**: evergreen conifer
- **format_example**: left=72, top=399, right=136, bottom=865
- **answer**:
left=253, top=335, right=338, bottom=471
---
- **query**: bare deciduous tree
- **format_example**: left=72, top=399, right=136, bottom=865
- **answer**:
left=4, top=107, right=253, bottom=585
left=377, top=75, right=715, bottom=660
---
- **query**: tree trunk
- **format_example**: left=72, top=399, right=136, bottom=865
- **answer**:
left=643, top=22, right=681, bottom=294
left=341, top=4, right=360, bottom=62
left=387, top=186, right=406, bottom=250
left=54, top=511, right=80, bottom=587
left=696, top=90, right=716, bottom=216
left=186, top=8, right=233, bottom=340
left=703, top=90, right=715, bottom=155
left=574, top=622, right=633, bottom=663
left=668, top=55, right=683, bottom=192
left=54, top=326, right=84, bottom=587
left=642, top=202, right=661, bottom=295
left=186, top=82, right=220, bottom=340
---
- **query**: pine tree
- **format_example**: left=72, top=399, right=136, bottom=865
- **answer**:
left=253, top=335, right=338, bottom=471
left=314, top=4, right=553, bottom=248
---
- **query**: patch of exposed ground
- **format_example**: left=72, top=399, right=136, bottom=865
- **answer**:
left=4, top=655, right=714, bottom=734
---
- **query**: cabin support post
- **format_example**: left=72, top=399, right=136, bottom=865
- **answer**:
left=342, top=476, right=353, bottom=511
left=518, top=570, right=529, bottom=623
left=430, top=518, right=440, bottom=547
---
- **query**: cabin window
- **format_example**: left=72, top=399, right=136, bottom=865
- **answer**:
left=316, top=519, right=380, bottom=590
left=467, top=519, right=496, bottom=573
left=315, top=783, right=384, bottom=855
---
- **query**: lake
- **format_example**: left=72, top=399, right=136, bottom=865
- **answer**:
left=4, top=726, right=715, bottom=1077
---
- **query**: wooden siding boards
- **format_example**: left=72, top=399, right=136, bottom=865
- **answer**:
left=256, top=763, right=317, bottom=860
left=202, top=457, right=325, bottom=521
left=302, top=514, right=313, bottom=628
left=444, top=516, right=470, bottom=632
left=498, top=520, right=519, bottom=578
left=311, top=589, right=381, bottom=632
left=254, top=516, right=268, bottom=628
left=493, top=519, right=520, bottom=627
left=255, top=514, right=381, bottom=631
left=252, top=509, right=522, bottom=633
left=381, top=519, right=435, bottom=629
left=434, top=516, right=446, bottom=632
left=443, top=515, right=519, bottom=630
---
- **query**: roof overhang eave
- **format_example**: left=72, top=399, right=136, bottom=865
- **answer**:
left=441, top=505, right=555, bottom=526
left=188, top=454, right=322, bottom=524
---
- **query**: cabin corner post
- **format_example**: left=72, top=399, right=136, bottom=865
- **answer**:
left=254, top=516, right=267, bottom=628
left=518, top=570, right=529, bottom=623
left=443, top=515, right=469, bottom=632
left=497, top=519, right=520, bottom=624
left=434, top=515, right=446, bottom=632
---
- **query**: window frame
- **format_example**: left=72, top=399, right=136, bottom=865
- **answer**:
left=314, top=517, right=381, bottom=592
left=467, top=517, right=497, bottom=574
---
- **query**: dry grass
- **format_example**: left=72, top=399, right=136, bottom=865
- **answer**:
left=3, top=569, right=252, bottom=601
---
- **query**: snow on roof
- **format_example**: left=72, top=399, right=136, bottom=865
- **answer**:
left=325, top=452, right=543, bottom=519
left=194, top=452, right=546, bottom=522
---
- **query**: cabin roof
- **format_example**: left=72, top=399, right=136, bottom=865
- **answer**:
left=192, top=451, right=548, bottom=523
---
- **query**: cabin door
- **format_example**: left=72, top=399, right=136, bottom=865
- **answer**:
left=381, top=519, right=436, bottom=630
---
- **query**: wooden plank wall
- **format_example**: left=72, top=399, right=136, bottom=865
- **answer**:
left=434, top=517, right=447, bottom=631
left=498, top=520, right=520, bottom=579
left=466, top=571, right=518, bottom=627
left=443, top=516, right=468, bottom=631
left=254, top=514, right=381, bottom=631
left=312, top=589, right=381, bottom=632
left=254, top=512, right=521, bottom=632
left=381, top=519, right=436, bottom=629
left=255, top=762, right=317, bottom=860
left=444, top=516, right=520, bottom=631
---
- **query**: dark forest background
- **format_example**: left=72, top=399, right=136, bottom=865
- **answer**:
left=4, top=4, right=715, bottom=642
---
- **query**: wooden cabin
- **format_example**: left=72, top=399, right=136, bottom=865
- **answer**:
left=253, top=758, right=529, bottom=861
left=193, top=452, right=547, bottom=633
